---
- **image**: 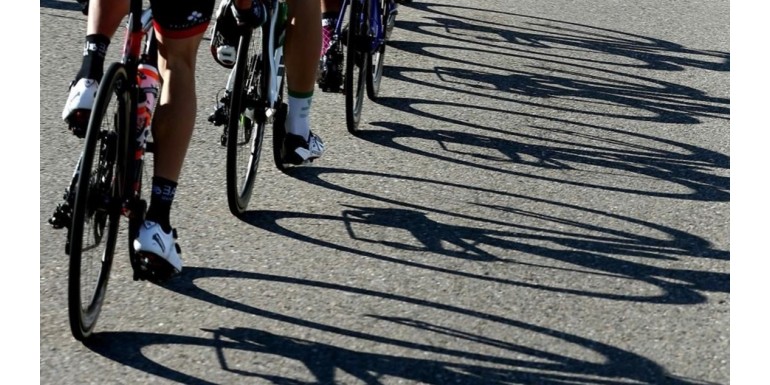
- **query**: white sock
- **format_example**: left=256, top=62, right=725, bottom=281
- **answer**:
left=285, top=93, right=312, bottom=139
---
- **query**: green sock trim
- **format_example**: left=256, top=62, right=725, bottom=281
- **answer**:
left=288, top=89, right=314, bottom=99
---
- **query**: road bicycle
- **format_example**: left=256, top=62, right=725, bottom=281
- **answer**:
left=208, top=0, right=290, bottom=216
left=48, top=0, right=162, bottom=341
left=317, top=0, right=398, bottom=134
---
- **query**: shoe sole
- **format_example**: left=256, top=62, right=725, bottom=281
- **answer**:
left=210, top=0, right=236, bottom=69
left=210, top=33, right=236, bottom=69
left=133, top=251, right=180, bottom=284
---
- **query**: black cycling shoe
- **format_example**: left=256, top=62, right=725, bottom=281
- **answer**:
left=318, top=42, right=344, bottom=92
left=280, top=131, right=325, bottom=166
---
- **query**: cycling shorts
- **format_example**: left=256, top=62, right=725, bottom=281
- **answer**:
left=150, top=0, right=216, bottom=39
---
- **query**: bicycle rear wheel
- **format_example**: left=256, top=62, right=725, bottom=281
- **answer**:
left=345, top=0, right=369, bottom=134
left=366, top=0, right=390, bottom=100
left=68, top=62, right=130, bottom=341
left=226, top=25, right=266, bottom=216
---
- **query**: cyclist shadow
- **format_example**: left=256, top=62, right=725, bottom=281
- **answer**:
left=234, top=175, right=727, bottom=306
left=394, top=5, right=728, bottom=73
left=345, top=115, right=729, bottom=202
left=378, top=48, right=728, bottom=126
left=381, top=6, right=730, bottom=128
left=83, top=266, right=713, bottom=385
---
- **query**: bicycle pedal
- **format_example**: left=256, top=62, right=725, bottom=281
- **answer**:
left=132, top=252, right=179, bottom=285
left=65, top=109, right=91, bottom=138
left=320, top=85, right=342, bottom=93
left=208, top=110, right=227, bottom=126
left=68, top=123, right=88, bottom=139
left=49, top=202, right=72, bottom=229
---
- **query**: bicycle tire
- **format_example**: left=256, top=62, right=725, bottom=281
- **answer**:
left=68, top=62, right=130, bottom=341
left=225, top=25, right=266, bottom=216
left=267, top=33, right=288, bottom=172
left=366, top=0, right=389, bottom=100
left=345, top=0, right=369, bottom=134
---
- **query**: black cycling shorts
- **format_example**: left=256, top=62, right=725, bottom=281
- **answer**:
left=149, top=0, right=216, bottom=39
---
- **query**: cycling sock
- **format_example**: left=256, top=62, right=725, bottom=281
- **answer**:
left=321, top=14, right=338, bottom=55
left=76, top=34, right=110, bottom=81
left=286, top=90, right=313, bottom=140
left=146, top=176, right=177, bottom=233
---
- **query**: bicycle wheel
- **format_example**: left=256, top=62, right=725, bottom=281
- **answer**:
left=345, top=0, right=369, bottom=134
left=366, top=0, right=390, bottom=100
left=271, top=99, right=288, bottom=173
left=68, top=62, right=130, bottom=341
left=225, top=25, right=266, bottom=216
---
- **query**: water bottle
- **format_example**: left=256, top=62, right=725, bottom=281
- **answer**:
left=136, top=63, right=160, bottom=149
left=278, top=1, right=288, bottom=26
left=277, top=0, right=288, bottom=46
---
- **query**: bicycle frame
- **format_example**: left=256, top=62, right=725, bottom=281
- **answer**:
left=55, top=0, right=162, bottom=341
left=120, top=0, right=157, bottom=217
left=221, top=0, right=287, bottom=124
left=52, top=0, right=156, bottom=231
left=122, top=3, right=155, bottom=74
left=332, top=0, right=394, bottom=54
left=265, top=0, right=287, bottom=114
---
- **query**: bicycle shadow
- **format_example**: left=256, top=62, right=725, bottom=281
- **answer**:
left=84, top=266, right=718, bottom=385
left=377, top=5, right=728, bottom=127
left=360, top=8, right=729, bottom=204
left=395, top=4, right=728, bottom=73
left=350, top=115, right=728, bottom=202
left=379, top=55, right=727, bottom=125
left=239, top=166, right=727, bottom=305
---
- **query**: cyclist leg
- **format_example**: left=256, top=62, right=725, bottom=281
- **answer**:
left=281, top=0, right=325, bottom=165
left=62, top=0, right=129, bottom=135
left=132, top=0, right=215, bottom=279
left=320, top=0, right=341, bottom=56
left=317, top=0, right=343, bottom=91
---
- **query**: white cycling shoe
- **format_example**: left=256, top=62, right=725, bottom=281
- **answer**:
left=210, top=0, right=238, bottom=68
left=133, top=220, right=183, bottom=275
left=62, top=78, right=99, bottom=122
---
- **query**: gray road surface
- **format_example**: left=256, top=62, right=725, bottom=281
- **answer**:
left=40, top=0, right=730, bottom=384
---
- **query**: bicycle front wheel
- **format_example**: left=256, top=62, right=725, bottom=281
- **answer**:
left=68, top=62, right=130, bottom=341
left=226, top=25, right=266, bottom=216
left=345, top=0, right=369, bottom=134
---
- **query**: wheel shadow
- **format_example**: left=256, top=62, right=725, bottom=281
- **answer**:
left=395, top=4, right=728, bottom=72
left=240, top=166, right=727, bottom=305
left=84, top=266, right=719, bottom=385
left=352, top=115, right=729, bottom=202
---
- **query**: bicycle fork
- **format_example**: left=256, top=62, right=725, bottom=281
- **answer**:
left=49, top=129, right=120, bottom=255
left=264, top=0, right=287, bottom=121
left=368, top=0, right=396, bottom=51
left=385, top=1, right=398, bottom=40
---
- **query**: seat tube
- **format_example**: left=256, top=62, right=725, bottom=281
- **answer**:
left=267, top=2, right=280, bottom=106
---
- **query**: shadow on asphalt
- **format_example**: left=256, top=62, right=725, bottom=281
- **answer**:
left=234, top=169, right=727, bottom=306
left=85, top=266, right=717, bottom=385
left=353, top=118, right=729, bottom=202
left=67, top=3, right=727, bottom=384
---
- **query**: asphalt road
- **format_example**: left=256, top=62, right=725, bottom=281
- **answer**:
left=39, top=0, right=730, bottom=384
